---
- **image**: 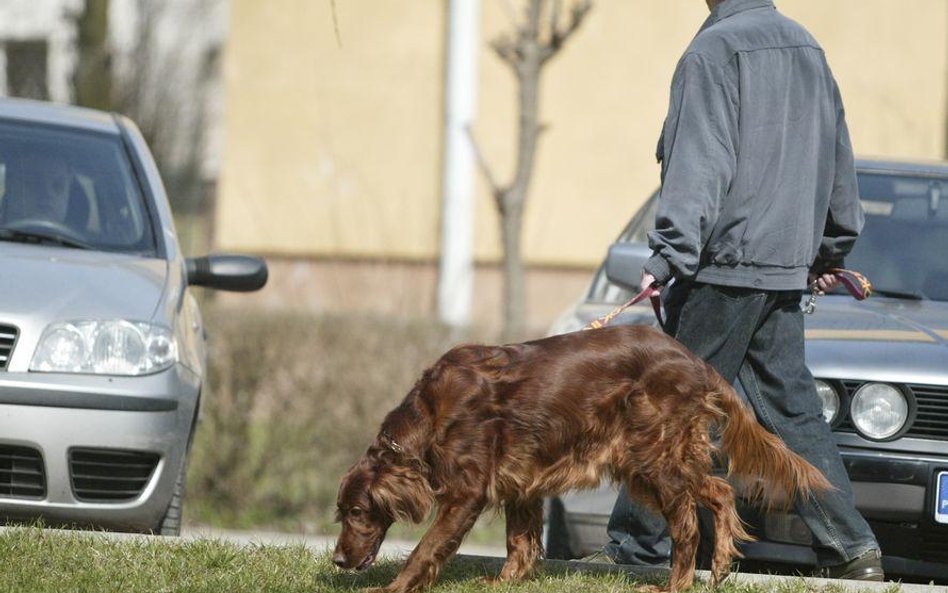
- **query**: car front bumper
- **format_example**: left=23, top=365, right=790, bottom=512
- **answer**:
left=0, top=365, right=200, bottom=532
left=739, top=446, right=948, bottom=582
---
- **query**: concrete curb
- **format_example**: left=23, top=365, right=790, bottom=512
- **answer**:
left=459, top=555, right=947, bottom=592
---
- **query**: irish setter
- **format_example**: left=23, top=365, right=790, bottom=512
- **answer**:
left=333, top=324, right=830, bottom=592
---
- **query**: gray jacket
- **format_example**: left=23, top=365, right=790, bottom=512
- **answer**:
left=643, top=0, right=864, bottom=290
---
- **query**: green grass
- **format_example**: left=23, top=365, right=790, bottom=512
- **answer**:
left=0, top=526, right=901, bottom=593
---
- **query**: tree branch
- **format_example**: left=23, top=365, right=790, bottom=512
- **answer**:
left=549, top=0, right=561, bottom=43
left=490, top=35, right=520, bottom=69
left=542, top=0, right=592, bottom=63
left=465, top=124, right=507, bottom=207
left=330, top=0, right=342, bottom=48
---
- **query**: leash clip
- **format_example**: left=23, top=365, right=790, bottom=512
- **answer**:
left=803, top=282, right=821, bottom=315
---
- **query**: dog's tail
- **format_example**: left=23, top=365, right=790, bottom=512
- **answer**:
left=711, top=373, right=833, bottom=509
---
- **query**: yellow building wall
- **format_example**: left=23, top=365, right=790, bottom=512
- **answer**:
left=216, top=0, right=948, bottom=267
left=216, top=1, right=444, bottom=259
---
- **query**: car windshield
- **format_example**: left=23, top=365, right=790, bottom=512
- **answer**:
left=0, top=120, right=156, bottom=256
left=590, top=170, right=948, bottom=304
left=846, top=172, right=948, bottom=301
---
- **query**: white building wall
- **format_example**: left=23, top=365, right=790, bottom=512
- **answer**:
left=0, top=0, right=226, bottom=180
left=0, top=0, right=82, bottom=102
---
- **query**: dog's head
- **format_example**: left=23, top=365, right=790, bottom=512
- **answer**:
left=333, top=439, right=434, bottom=571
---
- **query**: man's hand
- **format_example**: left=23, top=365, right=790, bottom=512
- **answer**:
left=809, top=272, right=840, bottom=294
left=640, top=270, right=662, bottom=296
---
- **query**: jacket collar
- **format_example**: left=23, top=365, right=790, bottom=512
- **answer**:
left=710, top=0, right=775, bottom=23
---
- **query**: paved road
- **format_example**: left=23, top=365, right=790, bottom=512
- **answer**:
left=182, top=526, right=507, bottom=559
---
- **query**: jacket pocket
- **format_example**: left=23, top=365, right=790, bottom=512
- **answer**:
left=741, top=211, right=813, bottom=267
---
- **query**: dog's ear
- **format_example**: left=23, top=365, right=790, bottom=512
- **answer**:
left=370, top=461, right=434, bottom=524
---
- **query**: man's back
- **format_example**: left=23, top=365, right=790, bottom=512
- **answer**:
left=648, top=0, right=863, bottom=291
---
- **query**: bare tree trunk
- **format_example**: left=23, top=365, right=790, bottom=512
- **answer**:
left=72, top=0, right=112, bottom=110
left=500, top=197, right=526, bottom=335
left=469, top=0, right=591, bottom=339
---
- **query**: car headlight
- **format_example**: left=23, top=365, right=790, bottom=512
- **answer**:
left=31, top=320, right=177, bottom=376
left=814, top=380, right=840, bottom=424
left=851, top=383, right=909, bottom=441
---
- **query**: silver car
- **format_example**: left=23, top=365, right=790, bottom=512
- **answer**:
left=545, top=159, right=948, bottom=583
left=0, top=98, right=267, bottom=535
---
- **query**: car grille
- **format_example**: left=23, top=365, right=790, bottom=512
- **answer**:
left=920, top=525, right=948, bottom=564
left=0, top=445, right=46, bottom=499
left=838, top=381, right=948, bottom=441
left=69, top=449, right=160, bottom=502
left=0, top=324, right=17, bottom=370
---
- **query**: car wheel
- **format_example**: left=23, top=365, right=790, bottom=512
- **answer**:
left=156, top=461, right=186, bottom=536
left=544, top=497, right=577, bottom=559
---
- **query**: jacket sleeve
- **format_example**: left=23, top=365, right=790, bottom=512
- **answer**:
left=811, top=80, right=864, bottom=275
left=643, top=52, right=738, bottom=284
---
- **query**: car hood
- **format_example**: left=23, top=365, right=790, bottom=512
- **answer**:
left=804, top=295, right=948, bottom=385
left=0, top=243, right=168, bottom=322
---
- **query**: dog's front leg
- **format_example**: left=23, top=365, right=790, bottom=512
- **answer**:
left=492, top=497, right=543, bottom=582
left=377, top=496, right=486, bottom=593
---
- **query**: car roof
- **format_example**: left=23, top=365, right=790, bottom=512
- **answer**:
left=0, top=97, right=120, bottom=135
left=857, top=157, right=948, bottom=178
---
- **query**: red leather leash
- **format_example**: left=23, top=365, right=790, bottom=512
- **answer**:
left=583, top=283, right=664, bottom=330
left=803, top=267, right=873, bottom=314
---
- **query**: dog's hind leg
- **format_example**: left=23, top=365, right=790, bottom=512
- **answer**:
left=384, top=496, right=486, bottom=593
left=493, top=497, right=544, bottom=582
left=696, top=476, right=752, bottom=586
left=655, top=489, right=700, bottom=593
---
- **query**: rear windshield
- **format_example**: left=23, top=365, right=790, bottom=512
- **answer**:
left=0, top=120, right=157, bottom=256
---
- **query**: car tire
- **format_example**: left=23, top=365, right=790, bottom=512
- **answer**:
left=156, top=461, right=186, bottom=536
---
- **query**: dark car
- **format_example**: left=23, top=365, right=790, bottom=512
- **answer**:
left=544, top=159, right=948, bottom=583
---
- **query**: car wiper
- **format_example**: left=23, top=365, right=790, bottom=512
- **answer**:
left=0, top=228, right=94, bottom=250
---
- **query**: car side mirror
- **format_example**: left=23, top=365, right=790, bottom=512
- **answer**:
left=186, top=254, right=268, bottom=292
left=604, top=242, right=652, bottom=290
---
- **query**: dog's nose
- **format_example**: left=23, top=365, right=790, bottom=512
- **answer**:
left=333, top=550, right=347, bottom=568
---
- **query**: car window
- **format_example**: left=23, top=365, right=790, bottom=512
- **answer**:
left=619, top=190, right=660, bottom=243
left=0, top=120, right=157, bottom=256
left=848, top=172, right=948, bottom=301
left=586, top=191, right=659, bottom=303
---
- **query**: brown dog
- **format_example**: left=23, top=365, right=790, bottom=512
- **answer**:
left=333, top=325, right=831, bottom=592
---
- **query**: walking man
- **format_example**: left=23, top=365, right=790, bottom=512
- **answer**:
left=599, top=0, right=884, bottom=581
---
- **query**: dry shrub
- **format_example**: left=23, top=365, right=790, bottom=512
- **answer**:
left=185, top=305, right=488, bottom=531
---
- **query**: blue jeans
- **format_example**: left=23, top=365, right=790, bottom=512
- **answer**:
left=604, top=281, right=879, bottom=567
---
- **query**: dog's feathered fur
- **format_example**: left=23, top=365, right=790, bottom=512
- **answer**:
left=334, top=325, right=831, bottom=592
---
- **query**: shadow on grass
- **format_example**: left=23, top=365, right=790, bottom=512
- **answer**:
left=316, top=558, right=500, bottom=590
left=314, top=553, right=668, bottom=591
